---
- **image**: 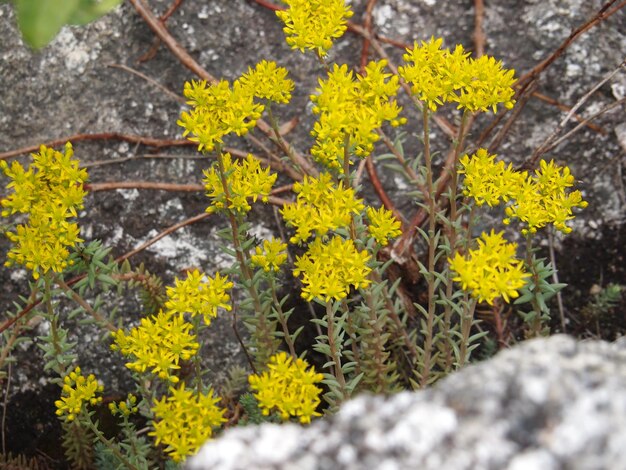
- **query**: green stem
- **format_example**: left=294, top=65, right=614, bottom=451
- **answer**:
left=43, top=274, right=69, bottom=376
left=214, top=147, right=276, bottom=364
left=269, top=276, right=296, bottom=358
left=525, top=234, right=545, bottom=337
left=191, top=315, right=204, bottom=395
left=326, top=301, right=348, bottom=403
left=441, top=111, right=471, bottom=373
left=456, top=203, right=477, bottom=368
left=83, top=414, right=139, bottom=470
left=54, top=275, right=116, bottom=332
left=419, top=107, right=437, bottom=388
left=266, top=104, right=312, bottom=178
left=457, top=297, right=477, bottom=367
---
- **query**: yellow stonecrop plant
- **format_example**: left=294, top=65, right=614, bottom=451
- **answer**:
left=460, top=148, right=588, bottom=235
left=1, top=0, right=595, bottom=465
left=111, top=310, right=199, bottom=383
left=108, top=394, right=139, bottom=418
left=0, top=143, right=87, bottom=279
left=54, top=367, right=103, bottom=423
left=276, top=0, right=353, bottom=57
left=398, top=37, right=516, bottom=113
left=178, top=61, right=293, bottom=153
left=449, top=230, right=530, bottom=305
left=165, top=269, right=234, bottom=325
left=366, top=206, right=403, bottom=247
left=504, top=159, right=588, bottom=235
left=150, top=384, right=227, bottom=462
left=203, top=153, right=277, bottom=214
left=251, top=237, right=288, bottom=272
left=281, top=172, right=364, bottom=243
left=310, top=60, right=405, bottom=170
left=248, top=352, right=324, bottom=424
left=294, top=236, right=371, bottom=302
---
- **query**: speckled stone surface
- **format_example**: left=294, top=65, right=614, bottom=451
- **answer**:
left=1, top=0, right=625, bottom=462
left=188, top=335, right=626, bottom=470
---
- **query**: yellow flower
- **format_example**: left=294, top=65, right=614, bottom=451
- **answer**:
left=54, top=367, right=103, bottom=422
left=178, top=79, right=264, bottom=152
left=165, top=269, right=234, bottom=325
left=366, top=206, right=402, bottom=246
left=398, top=37, right=516, bottom=113
left=150, top=384, right=226, bottom=462
left=276, top=0, right=353, bottom=57
left=248, top=351, right=323, bottom=424
left=504, top=159, right=588, bottom=235
left=293, top=236, right=371, bottom=302
left=238, top=60, right=294, bottom=104
left=459, top=148, right=523, bottom=207
left=449, top=230, right=529, bottom=305
left=1, top=143, right=87, bottom=279
left=109, top=394, right=139, bottom=417
left=310, top=61, right=405, bottom=170
left=111, top=310, right=199, bottom=383
left=251, top=238, right=288, bottom=272
left=203, top=153, right=277, bottom=214
left=398, top=37, right=459, bottom=112
left=281, top=173, right=364, bottom=243
left=453, top=55, right=517, bottom=113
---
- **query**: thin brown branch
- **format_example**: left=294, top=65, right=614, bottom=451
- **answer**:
left=542, top=97, right=626, bottom=156
left=516, top=0, right=623, bottom=90
left=529, top=60, right=626, bottom=165
left=478, top=0, right=625, bottom=152
left=531, top=91, right=608, bottom=135
left=86, top=182, right=203, bottom=192
left=127, top=0, right=216, bottom=82
left=473, top=0, right=485, bottom=57
left=107, top=63, right=185, bottom=103
left=138, top=0, right=186, bottom=62
left=360, top=0, right=378, bottom=69
left=365, top=155, right=406, bottom=228
left=115, top=212, right=211, bottom=263
left=0, top=133, right=193, bottom=160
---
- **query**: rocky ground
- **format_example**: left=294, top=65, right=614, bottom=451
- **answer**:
left=0, top=0, right=624, bottom=467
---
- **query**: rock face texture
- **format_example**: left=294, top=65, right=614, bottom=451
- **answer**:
left=188, top=335, right=626, bottom=470
left=1, top=0, right=625, bottom=463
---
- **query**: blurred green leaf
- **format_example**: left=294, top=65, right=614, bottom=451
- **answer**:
left=69, top=0, right=122, bottom=25
left=13, top=0, right=121, bottom=49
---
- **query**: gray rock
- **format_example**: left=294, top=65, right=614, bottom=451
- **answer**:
left=188, top=335, right=626, bottom=470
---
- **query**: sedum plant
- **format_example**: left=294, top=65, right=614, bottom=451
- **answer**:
left=0, top=0, right=589, bottom=466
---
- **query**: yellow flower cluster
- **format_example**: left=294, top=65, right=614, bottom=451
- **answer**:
left=366, top=206, right=403, bottom=246
left=203, top=153, right=277, bottom=214
left=251, top=237, right=288, bottom=272
left=449, top=230, right=529, bottom=305
left=294, top=236, right=371, bottom=302
left=398, top=37, right=516, bottom=113
left=460, top=149, right=587, bottom=235
left=238, top=60, right=294, bottom=104
left=54, top=367, right=103, bottom=422
left=504, top=159, right=588, bottom=235
left=178, top=61, right=293, bottom=152
left=109, top=394, right=139, bottom=417
left=276, top=0, right=353, bottom=57
left=1, top=143, right=88, bottom=279
left=165, top=269, right=234, bottom=325
left=111, top=310, right=199, bottom=383
left=310, top=61, right=405, bottom=170
left=281, top=173, right=364, bottom=243
left=112, top=269, right=232, bottom=382
left=248, top=352, right=323, bottom=424
left=151, top=384, right=227, bottom=462
left=458, top=148, right=521, bottom=207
